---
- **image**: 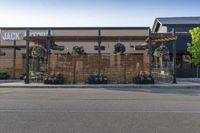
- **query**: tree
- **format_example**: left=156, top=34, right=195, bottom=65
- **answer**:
left=187, top=27, right=200, bottom=77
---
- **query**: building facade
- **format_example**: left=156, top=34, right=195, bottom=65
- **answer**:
left=152, top=17, right=200, bottom=78
left=0, top=27, right=151, bottom=83
left=0, top=17, right=199, bottom=83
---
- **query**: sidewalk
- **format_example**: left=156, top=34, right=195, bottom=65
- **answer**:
left=177, top=78, right=200, bottom=83
left=0, top=79, right=199, bottom=89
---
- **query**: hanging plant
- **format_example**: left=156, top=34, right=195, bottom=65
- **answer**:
left=30, top=45, right=45, bottom=58
left=153, top=45, right=169, bottom=58
left=72, top=46, right=84, bottom=55
left=114, top=43, right=126, bottom=54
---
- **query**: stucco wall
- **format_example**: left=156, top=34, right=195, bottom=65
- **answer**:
left=157, top=25, right=167, bottom=33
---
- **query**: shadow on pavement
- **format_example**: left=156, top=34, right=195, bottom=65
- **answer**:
left=104, top=87, right=200, bottom=96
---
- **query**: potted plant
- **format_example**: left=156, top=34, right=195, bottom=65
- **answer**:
left=19, top=73, right=26, bottom=80
left=43, top=73, right=65, bottom=84
left=114, top=43, right=126, bottom=54
left=0, top=72, right=9, bottom=80
left=55, top=73, right=65, bottom=84
left=88, top=73, right=108, bottom=84
left=30, top=45, right=45, bottom=58
left=133, top=71, right=154, bottom=84
left=153, top=45, right=168, bottom=58
left=72, top=46, right=85, bottom=55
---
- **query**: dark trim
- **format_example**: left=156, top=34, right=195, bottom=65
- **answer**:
left=154, top=23, right=161, bottom=33
left=23, top=36, right=149, bottom=43
left=0, top=27, right=150, bottom=30
left=162, top=24, right=200, bottom=27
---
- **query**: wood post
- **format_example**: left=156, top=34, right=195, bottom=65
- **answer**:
left=172, top=28, right=177, bottom=84
left=98, top=29, right=101, bottom=77
left=13, top=40, right=16, bottom=79
left=73, top=56, right=76, bottom=84
left=25, top=29, right=30, bottom=84
left=148, top=28, right=152, bottom=73
left=124, top=54, right=127, bottom=84
left=47, top=29, right=51, bottom=75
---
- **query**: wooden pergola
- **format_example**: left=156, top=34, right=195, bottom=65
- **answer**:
left=23, top=30, right=150, bottom=84
left=22, top=29, right=185, bottom=84
left=147, top=32, right=190, bottom=44
left=148, top=32, right=190, bottom=83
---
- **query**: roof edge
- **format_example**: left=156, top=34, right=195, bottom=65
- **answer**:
left=152, top=18, right=162, bottom=33
left=0, top=27, right=150, bottom=30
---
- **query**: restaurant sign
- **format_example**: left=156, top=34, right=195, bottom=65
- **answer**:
left=2, top=31, right=53, bottom=41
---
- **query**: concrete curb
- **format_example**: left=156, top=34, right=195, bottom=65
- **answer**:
left=0, top=80, right=199, bottom=89
left=0, top=84, right=200, bottom=89
left=0, top=80, right=22, bottom=83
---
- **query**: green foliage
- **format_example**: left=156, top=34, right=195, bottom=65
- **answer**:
left=188, top=27, right=200, bottom=65
left=0, top=71, right=9, bottom=79
left=133, top=71, right=154, bottom=84
left=30, top=45, right=45, bottom=58
left=153, top=45, right=169, bottom=57
left=114, top=43, right=126, bottom=54
left=72, top=46, right=84, bottom=55
left=43, top=73, right=65, bottom=84
left=88, top=73, right=108, bottom=84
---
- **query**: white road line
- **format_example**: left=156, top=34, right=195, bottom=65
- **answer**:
left=0, top=109, right=200, bottom=113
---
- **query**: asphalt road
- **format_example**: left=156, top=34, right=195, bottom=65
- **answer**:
left=0, top=87, right=200, bottom=133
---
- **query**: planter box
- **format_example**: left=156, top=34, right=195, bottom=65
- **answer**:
left=88, top=75, right=108, bottom=84
left=0, top=73, right=9, bottom=80
left=134, top=77, right=155, bottom=84
left=44, top=79, right=64, bottom=85
left=88, top=80, right=108, bottom=84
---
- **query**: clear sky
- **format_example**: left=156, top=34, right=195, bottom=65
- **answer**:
left=0, top=0, right=199, bottom=27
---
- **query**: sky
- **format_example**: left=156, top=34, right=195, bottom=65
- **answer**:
left=0, top=0, right=199, bottom=27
